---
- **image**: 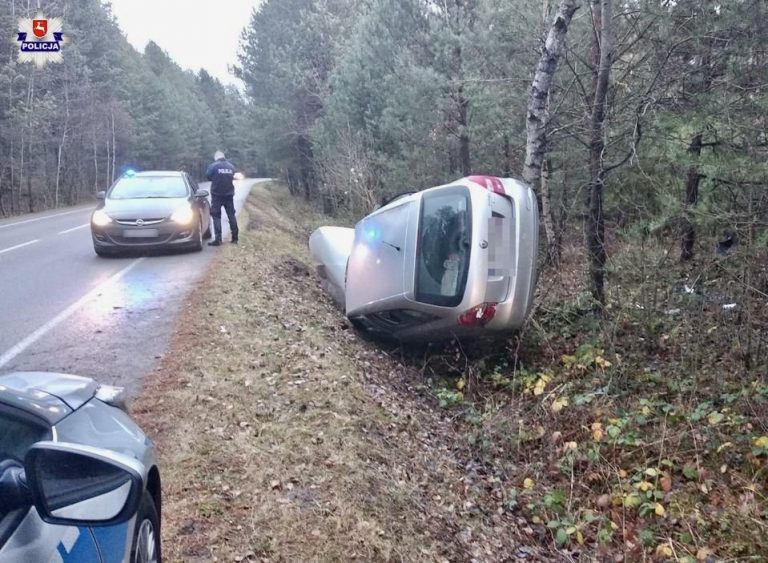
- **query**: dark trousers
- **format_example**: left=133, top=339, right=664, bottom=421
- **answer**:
left=211, top=194, right=239, bottom=241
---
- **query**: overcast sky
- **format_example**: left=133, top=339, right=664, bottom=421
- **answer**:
left=108, top=0, right=261, bottom=86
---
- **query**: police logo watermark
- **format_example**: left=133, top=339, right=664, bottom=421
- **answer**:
left=17, top=11, right=65, bottom=67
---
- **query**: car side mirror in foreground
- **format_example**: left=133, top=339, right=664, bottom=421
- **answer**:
left=195, top=189, right=209, bottom=198
left=96, top=191, right=106, bottom=200
left=25, top=442, right=144, bottom=527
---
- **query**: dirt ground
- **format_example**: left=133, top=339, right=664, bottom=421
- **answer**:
left=131, top=182, right=545, bottom=562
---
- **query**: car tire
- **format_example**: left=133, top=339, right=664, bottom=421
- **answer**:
left=130, top=491, right=161, bottom=563
left=191, top=217, right=204, bottom=252
left=94, top=246, right=112, bottom=258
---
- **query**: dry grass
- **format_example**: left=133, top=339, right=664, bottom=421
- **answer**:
left=131, top=182, right=542, bottom=562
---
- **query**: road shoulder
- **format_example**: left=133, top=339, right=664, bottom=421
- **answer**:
left=131, top=181, right=534, bottom=562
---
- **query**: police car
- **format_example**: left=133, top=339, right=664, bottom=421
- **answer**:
left=0, top=372, right=161, bottom=563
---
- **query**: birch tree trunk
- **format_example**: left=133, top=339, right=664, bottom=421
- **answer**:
left=110, top=106, right=116, bottom=183
left=55, top=84, right=69, bottom=208
left=585, top=0, right=613, bottom=307
left=522, top=0, right=579, bottom=266
left=93, top=136, right=99, bottom=192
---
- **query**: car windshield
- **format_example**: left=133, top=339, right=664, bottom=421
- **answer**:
left=109, top=176, right=187, bottom=199
left=415, top=187, right=471, bottom=307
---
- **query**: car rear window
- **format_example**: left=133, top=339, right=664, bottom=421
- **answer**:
left=415, top=187, right=471, bottom=307
left=109, top=176, right=188, bottom=199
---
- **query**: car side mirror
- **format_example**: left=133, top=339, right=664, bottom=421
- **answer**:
left=96, top=191, right=106, bottom=200
left=25, top=442, right=144, bottom=527
left=195, top=189, right=209, bottom=198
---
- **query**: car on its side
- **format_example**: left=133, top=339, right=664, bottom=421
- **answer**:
left=309, top=175, right=539, bottom=342
left=0, top=372, right=161, bottom=563
left=91, top=170, right=211, bottom=257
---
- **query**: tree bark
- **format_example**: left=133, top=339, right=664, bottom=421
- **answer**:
left=522, top=0, right=579, bottom=265
left=55, top=84, right=69, bottom=208
left=585, top=0, right=613, bottom=307
left=93, top=136, right=99, bottom=193
left=457, top=87, right=471, bottom=175
left=540, top=158, right=561, bottom=262
left=680, top=133, right=703, bottom=261
left=297, top=135, right=315, bottom=201
left=110, top=106, right=116, bottom=183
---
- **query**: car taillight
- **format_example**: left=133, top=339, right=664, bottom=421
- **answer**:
left=457, top=303, right=497, bottom=327
left=467, top=175, right=505, bottom=195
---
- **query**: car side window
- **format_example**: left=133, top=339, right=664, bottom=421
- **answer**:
left=0, top=409, right=50, bottom=462
left=186, top=174, right=199, bottom=193
left=0, top=408, right=50, bottom=520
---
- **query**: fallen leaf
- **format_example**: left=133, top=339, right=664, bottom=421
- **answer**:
left=707, top=411, right=724, bottom=425
left=623, top=493, right=641, bottom=508
left=595, top=355, right=612, bottom=368
left=523, top=478, right=534, bottom=490
left=552, top=397, right=568, bottom=412
left=753, top=436, right=768, bottom=449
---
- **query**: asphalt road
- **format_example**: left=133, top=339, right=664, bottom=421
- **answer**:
left=0, top=179, right=263, bottom=394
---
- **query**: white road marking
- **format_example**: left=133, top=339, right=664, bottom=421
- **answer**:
left=0, top=239, right=39, bottom=255
left=0, top=258, right=145, bottom=368
left=0, top=208, right=85, bottom=229
left=58, top=223, right=89, bottom=235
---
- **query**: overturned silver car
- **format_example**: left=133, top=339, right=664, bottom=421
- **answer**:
left=309, top=175, right=539, bottom=341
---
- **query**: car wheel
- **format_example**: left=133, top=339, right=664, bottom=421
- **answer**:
left=192, top=217, right=203, bottom=251
left=131, top=491, right=161, bottom=563
left=203, top=218, right=212, bottom=239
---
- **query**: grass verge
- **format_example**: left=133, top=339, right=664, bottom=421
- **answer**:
left=133, top=181, right=767, bottom=561
left=131, top=181, right=540, bottom=562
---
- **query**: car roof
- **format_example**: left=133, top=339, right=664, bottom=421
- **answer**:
left=132, top=171, right=185, bottom=177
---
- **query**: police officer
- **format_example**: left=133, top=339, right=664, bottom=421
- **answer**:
left=206, top=150, right=239, bottom=245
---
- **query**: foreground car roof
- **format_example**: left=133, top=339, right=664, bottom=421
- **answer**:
left=0, top=372, right=98, bottom=424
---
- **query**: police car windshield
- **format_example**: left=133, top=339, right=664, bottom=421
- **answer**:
left=109, top=176, right=188, bottom=199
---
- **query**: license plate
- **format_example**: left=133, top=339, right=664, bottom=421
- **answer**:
left=123, top=228, right=159, bottom=238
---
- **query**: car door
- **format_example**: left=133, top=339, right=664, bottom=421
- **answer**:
left=0, top=406, right=101, bottom=563
left=186, top=174, right=210, bottom=231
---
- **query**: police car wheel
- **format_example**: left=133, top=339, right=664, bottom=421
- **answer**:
left=131, top=491, right=161, bottom=563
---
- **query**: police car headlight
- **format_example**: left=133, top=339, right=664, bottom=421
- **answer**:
left=170, top=205, right=195, bottom=225
left=91, top=210, right=112, bottom=227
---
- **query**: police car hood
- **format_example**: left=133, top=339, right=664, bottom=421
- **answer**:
left=102, top=196, right=188, bottom=220
left=0, top=372, right=98, bottom=424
